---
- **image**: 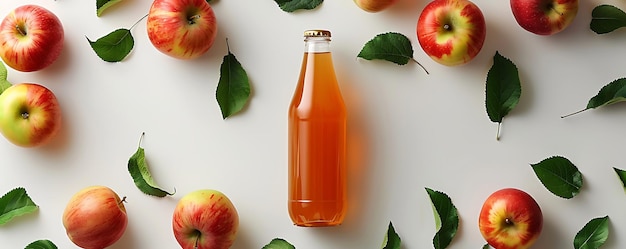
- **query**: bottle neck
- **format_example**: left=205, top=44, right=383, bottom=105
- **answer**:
left=304, top=37, right=331, bottom=53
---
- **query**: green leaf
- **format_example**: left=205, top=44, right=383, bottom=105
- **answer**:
left=381, top=221, right=401, bottom=249
left=358, top=32, right=414, bottom=65
left=485, top=51, right=521, bottom=140
left=357, top=32, right=429, bottom=74
left=591, top=5, right=626, bottom=34
left=128, top=132, right=174, bottom=197
left=25, top=239, right=57, bottom=249
left=426, top=187, right=459, bottom=249
left=613, top=167, right=626, bottom=193
left=87, top=28, right=134, bottom=62
left=482, top=244, right=491, bottom=249
left=96, top=0, right=123, bottom=17
left=0, top=61, right=11, bottom=94
left=216, top=41, right=250, bottom=119
left=273, top=0, right=323, bottom=12
left=574, top=216, right=609, bottom=249
left=531, top=156, right=583, bottom=199
left=0, top=187, right=38, bottom=225
left=562, top=78, right=626, bottom=118
left=262, top=238, right=295, bottom=249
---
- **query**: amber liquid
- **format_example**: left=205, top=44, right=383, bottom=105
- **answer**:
left=288, top=51, right=347, bottom=227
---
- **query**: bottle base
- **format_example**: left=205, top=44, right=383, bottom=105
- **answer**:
left=289, top=200, right=345, bottom=227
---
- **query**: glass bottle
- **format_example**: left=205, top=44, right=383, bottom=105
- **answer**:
left=288, top=30, right=347, bottom=227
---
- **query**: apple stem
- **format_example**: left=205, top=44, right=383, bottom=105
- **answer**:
left=15, top=25, right=26, bottom=36
left=410, top=58, right=429, bottom=75
left=505, top=218, right=514, bottom=226
left=561, top=108, right=588, bottom=118
left=188, top=15, right=201, bottom=25
left=194, top=234, right=200, bottom=249
left=119, top=196, right=127, bottom=205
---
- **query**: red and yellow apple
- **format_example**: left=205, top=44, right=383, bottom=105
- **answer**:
left=510, top=0, right=578, bottom=35
left=146, top=0, right=218, bottom=60
left=354, top=0, right=397, bottom=13
left=62, top=186, right=128, bottom=249
left=478, top=188, right=543, bottom=249
left=173, top=189, right=239, bottom=249
left=0, top=5, right=64, bottom=72
left=416, top=0, right=486, bottom=66
left=0, top=83, right=61, bottom=147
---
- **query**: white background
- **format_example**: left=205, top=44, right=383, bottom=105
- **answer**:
left=1, top=0, right=626, bottom=248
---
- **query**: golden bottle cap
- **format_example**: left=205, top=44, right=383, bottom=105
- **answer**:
left=304, top=30, right=331, bottom=38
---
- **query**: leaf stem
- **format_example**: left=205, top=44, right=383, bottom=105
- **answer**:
left=130, top=13, right=149, bottom=31
left=561, top=108, right=588, bottom=118
left=411, top=58, right=429, bottom=75
left=138, top=132, right=145, bottom=148
left=496, top=122, right=501, bottom=141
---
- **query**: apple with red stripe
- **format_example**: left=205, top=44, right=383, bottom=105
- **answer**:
left=0, top=4, right=64, bottom=72
left=0, top=82, right=61, bottom=147
left=416, top=0, right=486, bottom=66
left=354, top=0, right=397, bottom=13
left=173, top=189, right=239, bottom=249
left=62, top=186, right=128, bottom=249
left=478, top=188, right=543, bottom=249
left=510, top=0, right=578, bottom=35
left=147, top=0, right=218, bottom=60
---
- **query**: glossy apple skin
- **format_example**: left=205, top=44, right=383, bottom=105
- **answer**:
left=173, top=189, right=239, bottom=249
left=478, top=188, right=543, bottom=249
left=510, top=0, right=578, bottom=35
left=62, top=186, right=128, bottom=249
left=354, top=0, right=397, bottom=13
left=0, top=83, right=61, bottom=147
left=147, top=0, right=217, bottom=60
left=416, top=0, right=486, bottom=66
left=0, top=5, right=64, bottom=72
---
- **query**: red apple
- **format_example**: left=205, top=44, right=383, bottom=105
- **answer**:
left=62, top=186, right=128, bottom=249
left=354, top=0, right=397, bottom=13
left=416, top=0, right=486, bottom=66
left=173, top=189, right=239, bottom=249
left=146, top=0, right=218, bottom=60
left=510, top=0, right=578, bottom=35
left=478, top=188, right=543, bottom=249
left=0, top=5, right=64, bottom=72
left=0, top=83, right=61, bottom=147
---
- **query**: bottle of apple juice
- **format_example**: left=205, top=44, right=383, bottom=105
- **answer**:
left=288, top=29, right=347, bottom=227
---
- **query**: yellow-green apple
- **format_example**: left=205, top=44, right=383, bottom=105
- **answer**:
left=0, top=83, right=61, bottom=147
left=0, top=5, right=64, bottom=72
left=62, top=186, right=128, bottom=249
left=173, top=189, right=239, bottom=249
left=146, top=0, right=218, bottom=60
left=416, top=0, right=486, bottom=66
left=478, top=188, right=543, bottom=249
left=510, top=0, right=578, bottom=35
left=354, top=0, right=397, bottom=13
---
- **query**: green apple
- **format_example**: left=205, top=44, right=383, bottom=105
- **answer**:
left=0, top=83, right=61, bottom=147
